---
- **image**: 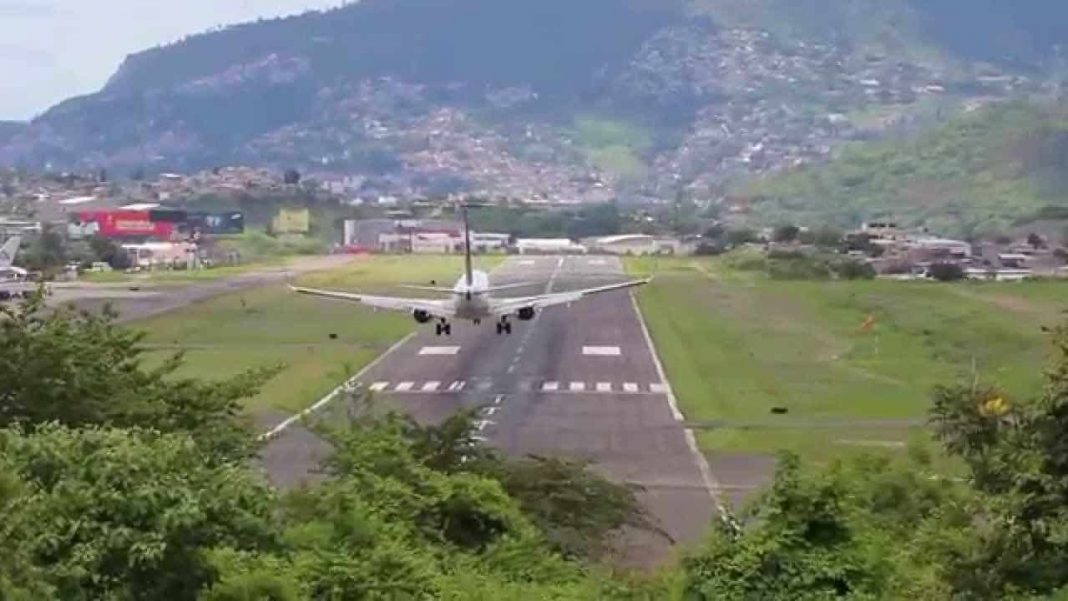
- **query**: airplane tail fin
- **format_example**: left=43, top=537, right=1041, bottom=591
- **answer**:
left=461, top=204, right=473, bottom=287
left=0, top=236, right=20, bottom=268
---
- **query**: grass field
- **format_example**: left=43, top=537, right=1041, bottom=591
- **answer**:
left=83, top=262, right=282, bottom=284
left=629, top=256, right=1067, bottom=462
left=130, top=255, right=501, bottom=415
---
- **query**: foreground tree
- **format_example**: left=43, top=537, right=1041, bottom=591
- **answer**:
left=0, top=295, right=273, bottom=460
left=686, top=322, right=1068, bottom=600
left=0, top=425, right=280, bottom=600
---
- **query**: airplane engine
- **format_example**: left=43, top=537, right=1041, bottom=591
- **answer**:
left=517, top=307, right=536, bottom=321
left=413, top=309, right=433, bottom=324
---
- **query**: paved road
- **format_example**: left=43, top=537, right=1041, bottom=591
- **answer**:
left=262, top=255, right=719, bottom=563
left=46, top=255, right=359, bottom=323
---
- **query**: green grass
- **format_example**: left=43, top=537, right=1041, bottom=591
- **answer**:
left=572, top=116, right=652, bottom=181
left=81, top=261, right=289, bottom=284
left=629, top=256, right=1066, bottom=462
left=129, top=255, right=500, bottom=415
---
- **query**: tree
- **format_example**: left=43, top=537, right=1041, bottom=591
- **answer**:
left=88, top=235, right=132, bottom=269
left=726, top=228, right=758, bottom=247
left=683, top=454, right=895, bottom=600
left=772, top=224, right=801, bottom=243
left=20, top=224, right=66, bottom=272
left=928, top=262, right=966, bottom=282
left=1028, top=232, right=1047, bottom=250
left=0, top=295, right=273, bottom=460
left=0, top=424, right=280, bottom=600
left=283, top=169, right=301, bottom=185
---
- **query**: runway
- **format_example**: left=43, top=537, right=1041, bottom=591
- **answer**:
left=262, top=255, right=718, bottom=562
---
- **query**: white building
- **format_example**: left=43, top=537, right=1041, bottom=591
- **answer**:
left=516, top=238, right=587, bottom=255
left=122, top=242, right=198, bottom=269
left=587, top=234, right=683, bottom=256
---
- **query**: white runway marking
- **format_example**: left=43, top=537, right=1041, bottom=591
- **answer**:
left=649, top=383, right=668, bottom=394
left=448, top=381, right=466, bottom=392
left=370, top=382, right=389, bottom=392
left=484, top=407, right=498, bottom=416
left=596, top=382, right=612, bottom=392
left=493, top=395, right=504, bottom=405
left=517, top=260, right=536, bottom=266
left=542, top=381, right=559, bottom=392
left=569, top=382, right=586, bottom=392
left=395, top=382, right=415, bottom=392
left=583, top=346, right=622, bottom=356
left=476, top=419, right=495, bottom=432
left=630, top=291, right=731, bottom=522
left=421, top=381, right=440, bottom=392
left=419, top=346, right=461, bottom=356
left=588, top=259, right=608, bottom=265
left=623, top=382, right=639, bottom=393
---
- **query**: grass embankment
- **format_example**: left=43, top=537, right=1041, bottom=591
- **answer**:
left=131, top=255, right=502, bottom=415
left=629, top=256, right=1066, bottom=462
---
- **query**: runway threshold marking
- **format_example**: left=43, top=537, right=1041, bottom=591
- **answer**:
left=395, top=382, right=415, bottom=392
left=448, top=381, right=466, bottom=392
left=583, top=346, right=622, bottom=356
left=370, top=382, right=389, bottom=392
left=596, top=382, right=612, bottom=392
left=569, top=382, right=586, bottom=392
left=419, top=346, right=461, bottom=356
left=623, top=382, right=639, bottom=393
left=542, top=381, right=560, bottom=392
left=421, top=381, right=441, bottom=392
left=649, top=383, right=668, bottom=394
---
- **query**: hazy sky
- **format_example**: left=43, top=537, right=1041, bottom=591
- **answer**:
left=0, top=0, right=346, bottom=121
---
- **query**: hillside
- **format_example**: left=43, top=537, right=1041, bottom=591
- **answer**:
left=738, top=101, right=1068, bottom=236
left=0, top=0, right=1065, bottom=205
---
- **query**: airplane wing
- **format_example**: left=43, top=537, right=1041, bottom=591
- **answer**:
left=490, top=278, right=651, bottom=316
left=290, top=286, right=455, bottom=317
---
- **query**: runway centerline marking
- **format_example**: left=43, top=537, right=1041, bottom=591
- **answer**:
left=583, top=346, right=622, bottom=356
left=419, top=346, right=461, bottom=356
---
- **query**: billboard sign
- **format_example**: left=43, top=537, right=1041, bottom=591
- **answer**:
left=187, top=211, right=244, bottom=235
left=70, top=211, right=174, bottom=239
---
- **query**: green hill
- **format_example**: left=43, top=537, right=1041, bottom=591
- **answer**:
left=740, top=101, right=1068, bottom=236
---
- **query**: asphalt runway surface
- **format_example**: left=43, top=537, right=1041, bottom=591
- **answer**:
left=261, top=255, right=721, bottom=564
left=44, top=255, right=357, bottom=323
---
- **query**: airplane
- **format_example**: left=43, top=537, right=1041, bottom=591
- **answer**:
left=290, top=208, right=650, bottom=336
left=0, top=236, right=27, bottom=282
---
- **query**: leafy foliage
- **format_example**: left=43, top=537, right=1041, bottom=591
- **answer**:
left=684, top=321, right=1068, bottom=600
left=0, top=295, right=274, bottom=460
left=0, top=425, right=280, bottom=600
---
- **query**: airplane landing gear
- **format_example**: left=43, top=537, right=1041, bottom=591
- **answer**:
left=495, top=318, right=512, bottom=335
left=435, top=321, right=452, bottom=336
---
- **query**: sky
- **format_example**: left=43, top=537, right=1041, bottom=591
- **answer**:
left=0, top=0, right=345, bottom=121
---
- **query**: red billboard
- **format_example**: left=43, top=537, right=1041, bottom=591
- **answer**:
left=71, top=211, right=174, bottom=239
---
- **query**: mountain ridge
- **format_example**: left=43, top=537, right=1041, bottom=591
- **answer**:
left=1, top=0, right=1064, bottom=214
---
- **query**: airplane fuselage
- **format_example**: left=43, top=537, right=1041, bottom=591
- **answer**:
left=450, top=269, right=494, bottom=321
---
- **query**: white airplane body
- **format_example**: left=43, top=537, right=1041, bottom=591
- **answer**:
left=291, top=210, right=649, bottom=335
left=0, top=236, right=27, bottom=282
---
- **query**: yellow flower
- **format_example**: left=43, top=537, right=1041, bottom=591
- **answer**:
left=979, top=396, right=1009, bottom=417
